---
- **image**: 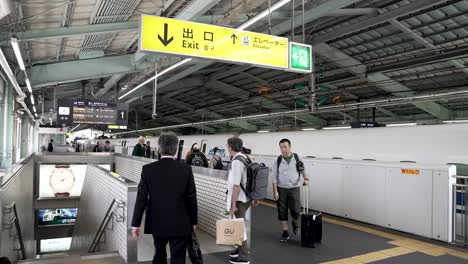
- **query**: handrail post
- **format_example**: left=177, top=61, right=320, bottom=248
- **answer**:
left=12, top=204, right=26, bottom=260
left=88, top=199, right=117, bottom=253
left=1, top=203, right=26, bottom=260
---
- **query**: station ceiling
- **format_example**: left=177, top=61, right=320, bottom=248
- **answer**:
left=1, top=0, right=467, bottom=135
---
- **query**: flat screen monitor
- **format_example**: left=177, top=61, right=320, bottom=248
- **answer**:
left=56, top=99, right=128, bottom=126
left=39, top=164, right=111, bottom=198
left=38, top=208, right=78, bottom=226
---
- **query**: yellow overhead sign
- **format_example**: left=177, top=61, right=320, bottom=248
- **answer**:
left=139, top=15, right=289, bottom=69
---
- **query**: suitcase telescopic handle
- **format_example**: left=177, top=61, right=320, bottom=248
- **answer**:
left=303, top=184, right=309, bottom=214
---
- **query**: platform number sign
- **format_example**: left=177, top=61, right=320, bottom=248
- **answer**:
left=289, top=42, right=312, bottom=73
left=118, top=110, right=127, bottom=121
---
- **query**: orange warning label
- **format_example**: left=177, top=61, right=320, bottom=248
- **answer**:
left=401, top=169, right=420, bottom=175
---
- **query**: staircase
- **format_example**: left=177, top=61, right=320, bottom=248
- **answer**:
left=17, top=252, right=125, bottom=264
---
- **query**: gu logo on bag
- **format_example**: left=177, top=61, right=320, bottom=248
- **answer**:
left=224, top=228, right=235, bottom=235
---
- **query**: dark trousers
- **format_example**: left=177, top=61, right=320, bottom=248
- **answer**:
left=277, top=187, right=301, bottom=222
left=235, top=201, right=251, bottom=259
left=153, top=236, right=189, bottom=264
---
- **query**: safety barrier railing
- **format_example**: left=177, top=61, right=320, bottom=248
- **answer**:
left=2, top=202, right=26, bottom=260
left=88, top=199, right=126, bottom=253
left=452, top=175, right=468, bottom=246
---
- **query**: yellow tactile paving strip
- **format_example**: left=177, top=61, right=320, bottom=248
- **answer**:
left=321, top=247, right=416, bottom=264
left=258, top=201, right=468, bottom=263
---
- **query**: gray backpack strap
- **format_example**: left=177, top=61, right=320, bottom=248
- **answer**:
left=233, top=156, right=249, bottom=193
left=276, top=155, right=282, bottom=177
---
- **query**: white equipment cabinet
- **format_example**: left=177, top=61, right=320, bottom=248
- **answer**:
left=256, top=155, right=456, bottom=242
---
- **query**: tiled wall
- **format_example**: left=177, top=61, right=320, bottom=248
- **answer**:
left=34, top=153, right=114, bottom=164
left=115, top=155, right=229, bottom=238
left=0, top=156, right=35, bottom=261
left=193, top=172, right=228, bottom=236
left=114, top=155, right=151, bottom=183
left=70, top=165, right=137, bottom=262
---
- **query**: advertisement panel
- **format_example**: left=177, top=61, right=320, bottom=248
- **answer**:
left=40, top=237, right=72, bottom=253
left=39, top=164, right=111, bottom=198
left=38, top=208, right=78, bottom=226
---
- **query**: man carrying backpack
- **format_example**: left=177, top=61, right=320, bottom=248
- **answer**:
left=226, top=137, right=261, bottom=264
left=186, top=144, right=209, bottom=168
left=272, top=138, right=309, bottom=243
left=211, top=147, right=224, bottom=170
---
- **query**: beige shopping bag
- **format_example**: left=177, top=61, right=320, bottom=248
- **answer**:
left=216, top=218, right=246, bottom=246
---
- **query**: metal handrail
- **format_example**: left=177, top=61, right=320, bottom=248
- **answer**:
left=88, top=199, right=117, bottom=253
left=453, top=175, right=468, bottom=179
left=452, top=183, right=467, bottom=246
left=2, top=202, right=26, bottom=260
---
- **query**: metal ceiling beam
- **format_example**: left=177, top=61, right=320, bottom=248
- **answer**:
left=135, top=106, right=217, bottom=133
left=270, top=0, right=364, bottom=36
left=325, top=8, right=379, bottom=16
left=56, top=0, right=74, bottom=61
left=367, top=72, right=450, bottom=119
left=388, top=18, right=468, bottom=75
left=239, top=72, right=268, bottom=85
left=211, top=65, right=252, bottom=80
left=208, top=112, right=258, bottom=131
left=376, top=106, right=400, bottom=120
left=28, top=54, right=153, bottom=87
left=0, top=21, right=138, bottom=43
left=205, top=79, right=250, bottom=100
left=315, top=43, right=450, bottom=119
left=311, top=0, right=448, bottom=44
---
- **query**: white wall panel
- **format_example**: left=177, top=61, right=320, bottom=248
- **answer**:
left=343, top=165, right=386, bottom=226
left=385, top=168, right=433, bottom=238
left=308, top=161, right=345, bottom=217
left=106, top=123, right=468, bottom=165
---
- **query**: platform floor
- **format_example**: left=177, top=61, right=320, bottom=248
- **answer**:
left=139, top=203, right=468, bottom=263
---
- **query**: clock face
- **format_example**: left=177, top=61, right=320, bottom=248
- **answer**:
left=49, top=167, right=76, bottom=196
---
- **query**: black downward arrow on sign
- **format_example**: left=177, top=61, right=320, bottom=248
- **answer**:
left=158, top=23, right=174, bottom=46
left=230, top=34, right=238, bottom=44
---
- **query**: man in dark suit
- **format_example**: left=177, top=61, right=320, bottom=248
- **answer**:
left=132, top=132, right=198, bottom=264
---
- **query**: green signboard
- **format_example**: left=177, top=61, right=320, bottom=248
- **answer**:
left=289, top=42, right=312, bottom=73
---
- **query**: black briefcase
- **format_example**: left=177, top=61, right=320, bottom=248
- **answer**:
left=301, top=187, right=322, bottom=248
left=188, top=231, right=203, bottom=264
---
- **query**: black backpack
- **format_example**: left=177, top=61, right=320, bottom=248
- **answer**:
left=191, top=153, right=204, bottom=167
left=234, top=156, right=269, bottom=200
left=213, top=156, right=223, bottom=170
left=277, top=153, right=305, bottom=177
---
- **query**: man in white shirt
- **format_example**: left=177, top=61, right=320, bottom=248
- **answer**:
left=226, top=137, right=258, bottom=264
left=272, top=138, right=309, bottom=243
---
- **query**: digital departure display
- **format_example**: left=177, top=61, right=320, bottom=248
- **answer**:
left=57, top=99, right=128, bottom=125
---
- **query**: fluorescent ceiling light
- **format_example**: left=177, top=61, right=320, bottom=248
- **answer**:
left=34, top=113, right=38, bottom=118
left=25, top=77, right=32, bottom=93
left=119, top=58, right=192, bottom=100
left=30, top=95, right=35, bottom=105
left=0, top=48, right=25, bottom=98
left=301, top=128, right=317, bottom=131
left=323, top=126, right=351, bottom=130
left=257, top=130, right=270, bottom=133
left=119, top=1, right=291, bottom=100
left=386, top=123, right=417, bottom=127
left=33, top=105, right=36, bottom=112
left=11, top=38, right=25, bottom=71
left=443, top=120, right=468, bottom=124
left=237, top=0, right=291, bottom=30
left=69, top=124, right=81, bottom=132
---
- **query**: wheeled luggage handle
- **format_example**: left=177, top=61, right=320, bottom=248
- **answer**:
left=303, top=184, right=309, bottom=214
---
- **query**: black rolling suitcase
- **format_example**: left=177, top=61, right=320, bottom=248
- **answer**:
left=301, top=186, right=322, bottom=248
